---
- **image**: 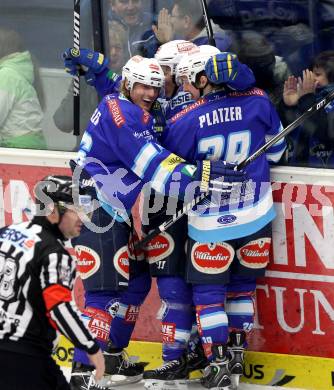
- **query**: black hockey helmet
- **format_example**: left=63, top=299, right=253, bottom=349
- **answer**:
left=41, top=175, right=76, bottom=204
left=36, top=175, right=93, bottom=217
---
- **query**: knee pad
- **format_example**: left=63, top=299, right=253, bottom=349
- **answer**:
left=192, top=284, right=227, bottom=306
left=122, top=269, right=151, bottom=306
left=157, top=276, right=192, bottom=304
left=227, top=274, right=256, bottom=294
left=85, top=290, right=121, bottom=311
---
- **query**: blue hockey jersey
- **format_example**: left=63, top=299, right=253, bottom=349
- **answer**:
left=163, top=88, right=286, bottom=242
left=75, top=93, right=198, bottom=220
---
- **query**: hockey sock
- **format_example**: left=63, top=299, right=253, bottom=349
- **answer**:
left=225, top=292, right=255, bottom=332
left=192, top=284, right=229, bottom=361
left=73, top=291, right=120, bottom=365
left=157, top=276, right=193, bottom=361
left=109, top=269, right=151, bottom=348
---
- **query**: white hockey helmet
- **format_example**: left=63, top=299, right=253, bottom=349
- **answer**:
left=154, top=40, right=198, bottom=75
left=176, top=45, right=221, bottom=85
left=122, top=55, right=165, bottom=91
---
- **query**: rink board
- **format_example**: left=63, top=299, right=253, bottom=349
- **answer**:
left=53, top=336, right=334, bottom=390
left=2, top=153, right=334, bottom=390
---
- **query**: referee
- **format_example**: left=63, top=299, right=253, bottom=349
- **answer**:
left=0, top=175, right=105, bottom=390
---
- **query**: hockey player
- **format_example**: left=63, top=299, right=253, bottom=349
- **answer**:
left=0, top=175, right=105, bottom=390
left=63, top=44, right=256, bottom=388
left=70, top=55, right=246, bottom=389
left=142, top=47, right=258, bottom=389
left=160, top=51, right=287, bottom=389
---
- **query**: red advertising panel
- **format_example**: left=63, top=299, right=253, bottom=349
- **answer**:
left=1, top=162, right=334, bottom=353
left=250, top=182, right=334, bottom=358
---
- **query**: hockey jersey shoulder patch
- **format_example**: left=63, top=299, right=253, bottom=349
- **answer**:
left=228, top=87, right=266, bottom=98
left=170, top=97, right=206, bottom=123
left=106, top=98, right=125, bottom=127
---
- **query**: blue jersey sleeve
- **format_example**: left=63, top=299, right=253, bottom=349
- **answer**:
left=93, top=68, right=122, bottom=97
left=99, top=96, right=198, bottom=197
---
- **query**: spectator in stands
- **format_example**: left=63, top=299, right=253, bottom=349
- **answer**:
left=237, top=31, right=290, bottom=110
left=53, top=20, right=128, bottom=150
left=148, top=0, right=233, bottom=56
left=108, top=20, right=130, bottom=72
left=282, top=51, right=334, bottom=168
left=108, top=0, right=156, bottom=57
left=0, top=28, right=46, bottom=149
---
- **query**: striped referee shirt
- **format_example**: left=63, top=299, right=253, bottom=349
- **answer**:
left=0, top=216, right=99, bottom=357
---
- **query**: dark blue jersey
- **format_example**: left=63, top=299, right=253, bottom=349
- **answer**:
left=75, top=93, right=198, bottom=220
left=163, top=88, right=286, bottom=242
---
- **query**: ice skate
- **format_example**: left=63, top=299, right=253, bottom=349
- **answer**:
left=200, top=345, right=231, bottom=390
left=228, top=331, right=246, bottom=390
left=187, top=341, right=209, bottom=374
left=143, top=355, right=189, bottom=390
left=70, top=362, right=112, bottom=390
left=97, top=342, right=145, bottom=387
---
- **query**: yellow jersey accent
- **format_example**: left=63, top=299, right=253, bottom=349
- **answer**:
left=213, top=55, right=219, bottom=80
left=98, top=53, right=104, bottom=65
left=161, top=154, right=185, bottom=173
left=227, top=53, right=232, bottom=77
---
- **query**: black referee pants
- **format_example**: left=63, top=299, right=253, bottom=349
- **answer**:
left=0, top=350, right=70, bottom=390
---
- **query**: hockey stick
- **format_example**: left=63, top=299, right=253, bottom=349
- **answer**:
left=73, top=0, right=80, bottom=136
left=135, top=88, right=334, bottom=249
left=200, top=0, right=216, bottom=47
left=91, top=0, right=105, bottom=53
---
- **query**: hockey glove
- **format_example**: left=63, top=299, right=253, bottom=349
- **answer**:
left=195, top=160, right=246, bottom=194
left=63, top=48, right=109, bottom=84
left=205, top=52, right=239, bottom=85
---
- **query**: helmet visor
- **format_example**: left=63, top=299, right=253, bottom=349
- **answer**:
left=58, top=195, right=94, bottom=221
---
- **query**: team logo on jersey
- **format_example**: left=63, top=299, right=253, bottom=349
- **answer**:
left=161, top=322, right=176, bottom=343
left=237, top=238, right=271, bottom=269
left=75, top=245, right=101, bottom=279
left=217, top=214, right=237, bottom=224
left=161, top=154, right=185, bottom=172
left=144, top=232, right=174, bottom=263
left=113, top=245, right=130, bottom=280
left=107, top=99, right=125, bottom=127
left=191, top=242, right=234, bottom=274
left=181, top=164, right=197, bottom=177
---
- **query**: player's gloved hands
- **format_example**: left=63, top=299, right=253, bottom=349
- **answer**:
left=63, top=48, right=109, bottom=85
left=194, top=160, right=246, bottom=194
left=205, top=52, right=239, bottom=85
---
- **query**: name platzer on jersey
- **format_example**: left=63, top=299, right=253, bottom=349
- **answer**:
left=199, top=106, right=242, bottom=128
